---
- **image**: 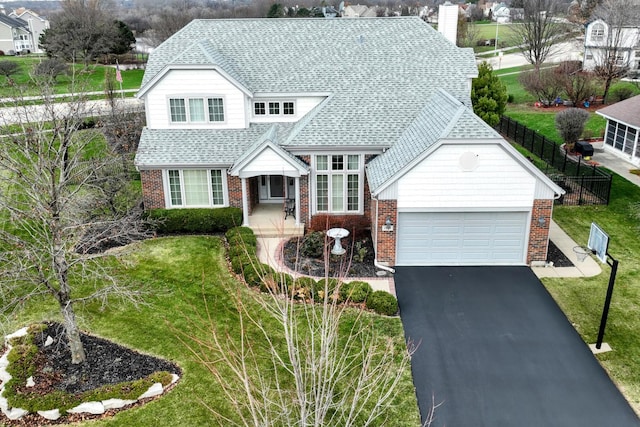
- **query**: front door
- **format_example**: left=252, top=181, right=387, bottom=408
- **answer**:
left=259, top=175, right=285, bottom=203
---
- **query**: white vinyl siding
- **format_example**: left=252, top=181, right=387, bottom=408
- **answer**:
left=397, top=143, right=536, bottom=209
left=144, top=69, right=245, bottom=129
left=166, top=169, right=227, bottom=207
left=314, top=154, right=362, bottom=213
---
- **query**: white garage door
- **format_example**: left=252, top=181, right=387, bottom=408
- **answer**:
left=396, top=212, right=529, bottom=266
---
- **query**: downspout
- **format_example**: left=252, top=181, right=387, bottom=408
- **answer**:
left=373, top=195, right=395, bottom=274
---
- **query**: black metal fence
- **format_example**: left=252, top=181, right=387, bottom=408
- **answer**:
left=497, top=116, right=612, bottom=205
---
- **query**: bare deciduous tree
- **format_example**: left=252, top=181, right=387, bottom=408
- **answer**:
left=176, top=239, right=418, bottom=426
left=519, top=67, right=564, bottom=103
left=0, top=80, right=152, bottom=364
left=557, top=61, right=597, bottom=107
left=510, top=0, right=567, bottom=70
left=587, top=0, right=640, bottom=103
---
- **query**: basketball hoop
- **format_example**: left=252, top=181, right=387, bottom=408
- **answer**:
left=573, top=246, right=590, bottom=263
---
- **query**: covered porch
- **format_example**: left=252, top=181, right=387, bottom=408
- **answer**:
left=247, top=203, right=304, bottom=237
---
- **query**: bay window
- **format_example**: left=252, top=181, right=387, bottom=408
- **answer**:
left=167, top=169, right=226, bottom=207
left=315, top=154, right=361, bottom=213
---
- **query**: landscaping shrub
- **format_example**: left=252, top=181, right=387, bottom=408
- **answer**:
left=610, top=85, right=635, bottom=103
left=300, top=231, right=325, bottom=258
left=366, top=291, right=399, bottom=316
left=555, top=108, right=590, bottom=152
left=308, top=214, right=371, bottom=238
left=226, top=226, right=257, bottom=249
left=261, top=271, right=294, bottom=293
left=315, top=278, right=342, bottom=303
left=292, top=277, right=317, bottom=300
left=148, top=207, right=242, bottom=234
left=340, top=280, right=373, bottom=303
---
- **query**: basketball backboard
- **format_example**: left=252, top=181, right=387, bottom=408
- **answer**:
left=588, top=222, right=609, bottom=263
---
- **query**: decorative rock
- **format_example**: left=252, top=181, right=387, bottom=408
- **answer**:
left=67, top=401, right=105, bottom=415
left=4, top=406, right=28, bottom=420
left=0, top=366, right=12, bottom=384
left=138, top=382, right=163, bottom=399
left=26, top=376, right=35, bottom=387
left=171, top=374, right=180, bottom=384
left=102, top=398, right=137, bottom=410
left=5, top=327, right=28, bottom=341
left=44, top=336, right=54, bottom=347
left=0, top=395, right=8, bottom=411
left=37, top=409, right=61, bottom=420
left=0, top=351, right=10, bottom=369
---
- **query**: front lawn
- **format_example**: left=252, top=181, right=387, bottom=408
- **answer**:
left=5, top=236, right=420, bottom=426
left=546, top=176, right=640, bottom=413
left=0, top=56, right=143, bottom=98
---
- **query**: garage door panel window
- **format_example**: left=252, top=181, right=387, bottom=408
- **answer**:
left=167, top=169, right=226, bottom=207
left=314, top=154, right=361, bottom=213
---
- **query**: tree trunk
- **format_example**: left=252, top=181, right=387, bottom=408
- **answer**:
left=61, top=300, right=87, bottom=364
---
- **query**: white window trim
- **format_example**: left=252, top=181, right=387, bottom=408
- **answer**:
left=253, top=99, right=297, bottom=117
left=167, top=95, right=227, bottom=125
left=163, top=169, right=229, bottom=208
left=591, top=23, right=605, bottom=42
left=312, top=154, right=364, bottom=215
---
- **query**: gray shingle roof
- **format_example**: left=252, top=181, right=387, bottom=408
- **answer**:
left=137, top=17, right=479, bottom=166
left=0, top=14, right=28, bottom=30
left=596, top=94, right=640, bottom=128
left=366, top=89, right=502, bottom=192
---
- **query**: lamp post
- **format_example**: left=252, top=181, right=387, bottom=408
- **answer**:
left=494, top=20, right=499, bottom=55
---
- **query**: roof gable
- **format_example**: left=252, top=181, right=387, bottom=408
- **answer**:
left=0, top=14, right=28, bottom=30
left=596, top=94, right=640, bottom=128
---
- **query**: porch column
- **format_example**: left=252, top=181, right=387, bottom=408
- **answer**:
left=241, top=177, right=249, bottom=226
left=295, top=176, right=301, bottom=226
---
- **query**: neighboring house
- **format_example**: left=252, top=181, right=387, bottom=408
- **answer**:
left=583, top=18, right=640, bottom=74
left=0, top=13, right=32, bottom=54
left=135, top=17, right=564, bottom=267
left=342, top=5, right=377, bottom=18
left=492, top=3, right=511, bottom=23
left=9, top=8, right=49, bottom=53
left=596, top=95, right=640, bottom=166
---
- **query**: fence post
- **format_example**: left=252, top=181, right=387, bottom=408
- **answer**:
left=562, top=151, right=568, bottom=173
left=579, top=175, right=585, bottom=205
left=540, top=136, right=544, bottom=159
left=551, top=139, right=555, bottom=166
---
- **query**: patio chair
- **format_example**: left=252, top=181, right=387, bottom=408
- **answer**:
left=284, top=198, right=295, bottom=220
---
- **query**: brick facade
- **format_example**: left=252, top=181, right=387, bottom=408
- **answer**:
left=140, top=170, right=165, bottom=209
left=227, top=175, right=243, bottom=209
left=371, top=198, right=397, bottom=265
left=527, top=199, right=553, bottom=264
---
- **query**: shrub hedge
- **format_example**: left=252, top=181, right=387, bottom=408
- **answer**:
left=148, top=207, right=242, bottom=234
left=366, top=291, right=399, bottom=316
left=224, top=227, right=399, bottom=315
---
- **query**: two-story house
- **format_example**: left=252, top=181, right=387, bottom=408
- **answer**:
left=0, top=13, right=32, bottom=54
left=135, top=17, right=564, bottom=268
left=8, top=8, right=49, bottom=53
left=583, top=18, right=640, bottom=75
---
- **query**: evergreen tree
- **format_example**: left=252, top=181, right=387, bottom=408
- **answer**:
left=471, top=61, right=508, bottom=127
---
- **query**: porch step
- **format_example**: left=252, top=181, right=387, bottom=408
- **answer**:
left=251, top=223, right=305, bottom=238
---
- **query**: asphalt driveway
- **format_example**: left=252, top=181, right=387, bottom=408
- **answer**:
left=395, top=266, right=640, bottom=427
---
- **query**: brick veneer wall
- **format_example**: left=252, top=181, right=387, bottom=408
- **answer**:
left=299, top=175, right=309, bottom=224
left=527, top=199, right=553, bottom=264
left=373, top=199, right=397, bottom=265
left=140, top=170, right=165, bottom=209
left=227, top=175, right=243, bottom=209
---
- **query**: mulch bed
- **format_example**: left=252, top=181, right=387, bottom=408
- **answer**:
left=282, top=235, right=378, bottom=278
left=547, top=240, right=574, bottom=267
left=1, top=322, right=181, bottom=426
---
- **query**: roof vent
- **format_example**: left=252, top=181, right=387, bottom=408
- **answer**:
left=358, top=35, right=365, bottom=45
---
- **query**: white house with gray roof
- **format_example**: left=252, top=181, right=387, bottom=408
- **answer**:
left=135, top=17, right=563, bottom=267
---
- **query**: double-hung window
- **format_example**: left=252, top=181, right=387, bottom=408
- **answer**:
left=591, top=23, right=605, bottom=42
left=167, top=169, right=226, bottom=207
left=169, top=97, right=225, bottom=123
left=315, top=154, right=361, bottom=213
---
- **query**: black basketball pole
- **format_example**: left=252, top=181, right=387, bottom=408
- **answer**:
left=596, top=252, right=619, bottom=349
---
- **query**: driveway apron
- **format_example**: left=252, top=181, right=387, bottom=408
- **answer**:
left=395, top=266, right=640, bottom=427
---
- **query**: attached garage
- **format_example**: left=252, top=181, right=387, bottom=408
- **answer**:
left=396, top=211, right=529, bottom=266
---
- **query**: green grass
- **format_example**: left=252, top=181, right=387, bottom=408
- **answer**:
left=472, top=22, right=517, bottom=42
left=0, top=56, right=143, bottom=98
left=496, top=65, right=640, bottom=412
left=6, top=236, right=420, bottom=426
left=545, top=177, right=640, bottom=412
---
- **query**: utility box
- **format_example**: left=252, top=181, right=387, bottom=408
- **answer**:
left=575, top=141, right=594, bottom=157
